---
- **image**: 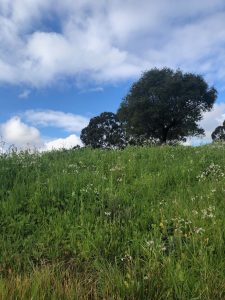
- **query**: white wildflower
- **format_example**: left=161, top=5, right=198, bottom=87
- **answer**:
left=104, top=211, right=111, bottom=216
left=146, top=240, right=154, bottom=247
left=194, top=227, right=205, bottom=234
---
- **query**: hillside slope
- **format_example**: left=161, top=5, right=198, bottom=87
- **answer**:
left=0, top=145, right=224, bottom=299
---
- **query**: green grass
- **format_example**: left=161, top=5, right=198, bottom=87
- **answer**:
left=0, top=145, right=224, bottom=299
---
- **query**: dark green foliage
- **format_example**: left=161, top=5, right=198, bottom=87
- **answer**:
left=212, top=120, right=225, bottom=141
left=118, top=68, right=217, bottom=143
left=80, top=112, right=127, bottom=148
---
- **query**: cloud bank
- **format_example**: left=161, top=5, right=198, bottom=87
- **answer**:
left=0, top=110, right=87, bottom=151
left=23, top=110, right=89, bottom=132
left=43, top=134, right=82, bottom=151
left=1, top=0, right=225, bottom=86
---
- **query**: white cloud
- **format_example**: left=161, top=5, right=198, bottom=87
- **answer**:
left=42, top=134, right=82, bottom=151
left=79, top=86, right=104, bottom=94
left=0, top=115, right=83, bottom=151
left=0, top=116, right=41, bottom=147
left=23, top=110, right=89, bottom=132
left=1, top=1, right=225, bottom=86
left=0, top=108, right=89, bottom=151
left=18, top=89, right=31, bottom=98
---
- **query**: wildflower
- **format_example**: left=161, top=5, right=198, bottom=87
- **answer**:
left=185, top=220, right=192, bottom=225
left=174, top=228, right=182, bottom=234
left=197, top=163, right=224, bottom=182
left=146, top=240, right=154, bottom=247
left=208, top=205, right=215, bottom=211
left=104, top=211, right=111, bottom=216
left=201, top=206, right=215, bottom=219
left=191, top=196, right=196, bottom=202
left=110, top=165, right=125, bottom=172
left=194, top=227, right=205, bottom=234
left=159, top=200, right=166, bottom=206
left=121, top=254, right=132, bottom=262
left=161, top=246, right=167, bottom=252
left=208, top=213, right=214, bottom=218
left=68, top=164, right=77, bottom=168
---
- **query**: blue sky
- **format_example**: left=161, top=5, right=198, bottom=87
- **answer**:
left=1, top=0, right=225, bottom=150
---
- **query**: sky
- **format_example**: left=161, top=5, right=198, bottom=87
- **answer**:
left=1, top=0, right=225, bottom=150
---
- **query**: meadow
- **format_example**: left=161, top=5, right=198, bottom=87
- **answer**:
left=0, top=145, right=224, bottom=299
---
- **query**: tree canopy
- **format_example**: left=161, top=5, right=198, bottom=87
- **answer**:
left=117, top=68, right=217, bottom=144
left=211, top=120, right=225, bottom=141
left=80, top=112, right=127, bottom=148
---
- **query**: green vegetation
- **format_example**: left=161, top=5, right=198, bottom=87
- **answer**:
left=117, top=68, right=217, bottom=144
left=81, top=68, right=217, bottom=148
left=0, top=145, right=224, bottom=299
left=80, top=112, right=126, bottom=149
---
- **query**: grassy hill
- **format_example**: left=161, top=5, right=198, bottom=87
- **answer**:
left=0, top=145, right=224, bottom=299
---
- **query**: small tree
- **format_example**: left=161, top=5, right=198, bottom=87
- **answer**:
left=117, top=68, right=217, bottom=144
left=211, top=121, right=225, bottom=141
left=80, top=112, right=127, bottom=149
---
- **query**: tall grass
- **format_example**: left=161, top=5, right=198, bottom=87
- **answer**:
left=0, top=145, right=224, bottom=299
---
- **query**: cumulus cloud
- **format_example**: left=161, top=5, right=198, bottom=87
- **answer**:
left=42, top=134, right=82, bottom=151
left=1, top=0, right=225, bottom=86
left=23, top=110, right=89, bottom=132
left=0, top=109, right=87, bottom=151
left=0, top=117, right=41, bottom=147
left=0, top=115, right=83, bottom=151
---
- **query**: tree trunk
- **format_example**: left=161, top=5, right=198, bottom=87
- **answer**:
left=161, top=127, right=169, bottom=144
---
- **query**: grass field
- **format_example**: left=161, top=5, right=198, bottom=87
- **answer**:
left=0, top=145, right=224, bottom=299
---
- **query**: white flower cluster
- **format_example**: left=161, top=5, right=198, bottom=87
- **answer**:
left=145, top=240, right=166, bottom=252
left=194, top=227, right=205, bottom=234
left=104, top=211, right=111, bottom=216
left=197, top=163, right=224, bottom=182
left=110, top=165, right=125, bottom=172
left=121, top=253, right=132, bottom=262
left=80, top=183, right=99, bottom=196
left=201, top=206, right=215, bottom=219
